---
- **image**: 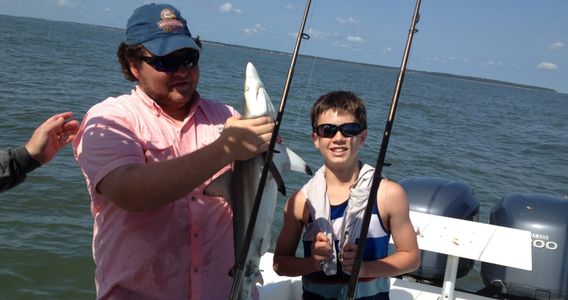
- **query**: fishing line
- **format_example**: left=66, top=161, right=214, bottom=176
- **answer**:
left=286, top=0, right=353, bottom=150
left=346, top=0, right=422, bottom=298
left=228, top=1, right=313, bottom=298
left=284, top=49, right=320, bottom=150
left=286, top=2, right=323, bottom=150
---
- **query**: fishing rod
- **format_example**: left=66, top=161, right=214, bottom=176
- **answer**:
left=228, top=0, right=312, bottom=298
left=346, top=0, right=422, bottom=298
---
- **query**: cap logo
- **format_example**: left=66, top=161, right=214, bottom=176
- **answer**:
left=157, top=8, right=183, bottom=33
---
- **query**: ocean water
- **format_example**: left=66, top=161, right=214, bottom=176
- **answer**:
left=0, top=14, right=567, bottom=299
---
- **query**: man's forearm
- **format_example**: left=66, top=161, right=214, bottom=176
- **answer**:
left=97, top=138, right=233, bottom=211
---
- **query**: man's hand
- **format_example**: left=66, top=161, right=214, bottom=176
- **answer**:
left=219, top=115, right=274, bottom=161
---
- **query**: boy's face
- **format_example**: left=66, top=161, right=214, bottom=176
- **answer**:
left=312, top=109, right=367, bottom=170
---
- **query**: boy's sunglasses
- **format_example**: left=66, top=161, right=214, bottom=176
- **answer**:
left=314, top=122, right=364, bottom=138
left=139, top=51, right=199, bottom=73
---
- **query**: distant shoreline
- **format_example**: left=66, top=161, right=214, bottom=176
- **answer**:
left=2, top=13, right=560, bottom=94
left=204, top=40, right=559, bottom=94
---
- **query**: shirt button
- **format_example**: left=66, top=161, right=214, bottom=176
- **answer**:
left=194, top=268, right=199, bottom=273
left=191, top=196, right=197, bottom=201
left=193, top=233, right=198, bottom=238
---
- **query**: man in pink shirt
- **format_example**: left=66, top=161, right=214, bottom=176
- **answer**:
left=73, top=3, right=273, bottom=299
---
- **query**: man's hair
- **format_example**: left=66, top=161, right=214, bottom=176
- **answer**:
left=310, top=90, right=367, bottom=130
left=117, top=43, right=145, bottom=82
left=116, top=36, right=203, bottom=82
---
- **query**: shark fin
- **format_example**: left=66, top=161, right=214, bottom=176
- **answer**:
left=255, top=270, right=265, bottom=286
left=228, top=265, right=237, bottom=278
left=203, top=171, right=232, bottom=206
left=271, top=144, right=313, bottom=176
left=268, top=161, right=286, bottom=196
left=285, top=147, right=313, bottom=175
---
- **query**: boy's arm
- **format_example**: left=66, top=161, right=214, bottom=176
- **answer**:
left=0, top=147, right=41, bottom=192
left=342, top=180, right=420, bottom=278
left=273, top=190, right=328, bottom=276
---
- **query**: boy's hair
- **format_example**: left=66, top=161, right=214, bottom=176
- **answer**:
left=310, top=90, right=367, bottom=130
left=116, top=37, right=203, bottom=82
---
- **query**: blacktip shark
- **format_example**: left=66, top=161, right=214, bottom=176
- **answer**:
left=205, top=62, right=313, bottom=299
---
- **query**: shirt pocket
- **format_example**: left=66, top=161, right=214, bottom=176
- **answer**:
left=143, top=139, right=176, bottom=163
left=197, top=123, right=224, bottom=148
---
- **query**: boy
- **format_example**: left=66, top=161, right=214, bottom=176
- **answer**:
left=273, top=91, right=419, bottom=299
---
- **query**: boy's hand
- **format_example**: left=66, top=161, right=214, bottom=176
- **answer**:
left=26, top=112, right=80, bottom=164
left=311, top=232, right=332, bottom=271
left=340, top=242, right=358, bottom=274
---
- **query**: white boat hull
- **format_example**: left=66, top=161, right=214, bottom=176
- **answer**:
left=257, top=211, right=533, bottom=300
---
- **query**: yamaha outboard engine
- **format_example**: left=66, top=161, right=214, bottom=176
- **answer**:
left=481, top=193, right=568, bottom=300
left=399, top=176, right=479, bottom=282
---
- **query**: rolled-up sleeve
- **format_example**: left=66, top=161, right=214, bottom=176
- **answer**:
left=0, top=146, right=41, bottom=192
left=74, top=102, right=146, bottom=193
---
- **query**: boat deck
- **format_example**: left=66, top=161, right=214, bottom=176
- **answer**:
left=257, top=253, right=495, bottom=300
left=257, top=211, right=533, bottom=300
left=388, top=278, right=493, bottom=300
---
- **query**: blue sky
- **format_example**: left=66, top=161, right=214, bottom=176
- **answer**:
left=2, top=0, right=567, bottom=93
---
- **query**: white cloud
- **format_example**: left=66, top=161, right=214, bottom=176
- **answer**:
left=428, top=56, right=469, bottom=63
left=334, top=41, right=363, bottom=51
left=382, top=46, right=392, bottom=54
left=346, top=36, right=365, bottom=44
left=481, top=61, right=503, bottom=67
left=306, top=28, right=332, bottom=40
left=549, top=42, right=566, bottom=50
left=285, top=3, right=296, bottom=11
left=56, top=0, right=75, bottom=8
left=336, top=16, right=357, bottom=25
left=219, top=3, right=242, bottom=14
left=536, top=62, right=559, bottom=70
left=426, top=56, right=447, bottom=63
left=244, top=24, right=266, bottom=36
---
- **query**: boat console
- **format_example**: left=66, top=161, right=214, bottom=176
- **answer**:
left=400, top=176, right=480, bottom=282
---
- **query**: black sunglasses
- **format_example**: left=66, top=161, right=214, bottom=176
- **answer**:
left=314, top=122, right=364, bottom=138
left=140, top=51, right=199, bottom=73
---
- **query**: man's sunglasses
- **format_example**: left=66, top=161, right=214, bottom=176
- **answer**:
left=139, top=51, right=199, bottom=73
left=314, top=122, right=364, bottom=138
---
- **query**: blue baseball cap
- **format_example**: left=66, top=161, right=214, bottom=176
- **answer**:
left=125, top=3, right=200, bottom=56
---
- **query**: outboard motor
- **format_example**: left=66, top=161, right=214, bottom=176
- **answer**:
left=399, top=176, right=479, bottom=282
left=481, top=193, right=568, bottom=300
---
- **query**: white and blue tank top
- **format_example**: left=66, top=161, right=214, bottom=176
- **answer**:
left=300, top=163, right=391, bottom=299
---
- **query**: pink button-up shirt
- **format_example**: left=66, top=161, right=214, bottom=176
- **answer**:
left=74, top=87, right=239, bottom=299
